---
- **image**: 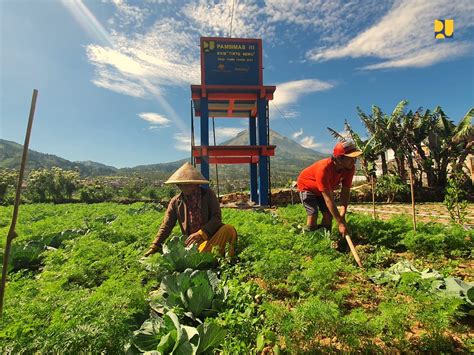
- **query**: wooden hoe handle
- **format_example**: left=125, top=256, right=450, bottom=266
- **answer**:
left=344, top=234, right=363, bottom=268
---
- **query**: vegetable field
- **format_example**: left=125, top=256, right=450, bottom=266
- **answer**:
left=0, top=203, right=473, bottom=353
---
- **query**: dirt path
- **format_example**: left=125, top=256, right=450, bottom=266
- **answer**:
left=350, top=202, right=474, bottom=225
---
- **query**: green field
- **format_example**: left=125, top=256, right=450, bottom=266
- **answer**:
left=0, top=203, right=472, bottom=353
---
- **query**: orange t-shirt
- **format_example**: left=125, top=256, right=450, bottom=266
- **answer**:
left=297, top=157, right=355, bottom=195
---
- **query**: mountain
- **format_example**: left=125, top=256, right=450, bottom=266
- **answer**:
left=0, top=130, right=327, bottom=185
left=119, top=159, right=189, bottom=179
left=204, top=129, right=327, bottom=187
left=0, top=139, right=118, bottom=176
left=221, top=129, right=325, bottom=162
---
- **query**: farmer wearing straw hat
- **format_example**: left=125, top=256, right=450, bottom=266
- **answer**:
left=144, top=162, right=237, bottom=257
left=297, top=141, right=362, bottom=242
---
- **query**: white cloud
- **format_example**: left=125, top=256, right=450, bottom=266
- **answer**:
left=273, top=79, right=335, bottom=107
left=174, top=133, right=192, bottom=152
left=291, top=127, right=328, bottom=151
left=111, top=0, right=147, bottom=27
left=308, top=0, right=474, bottom=69
left=362, top=42, right=473, bottom=69
left=139, top=112, right=171, bottom=126
left=181, top=0, right=270, bottom=38
left=281, top=109, right=300, bottom=119
left=85, top=18, right=201, bottom=99
left=265, top=0, right=392, bottom=44
left=292, top=128, right=303, bottom=139
left=300, top=136, right=322, bottom=150
left=91, top=69, right=147, bottom=97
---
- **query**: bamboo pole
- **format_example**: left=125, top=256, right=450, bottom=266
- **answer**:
left=345, top=234, right=363, bottom=268
left=0, top=90, right=38, bottom=315
left=409, top=169, right=417, bottom=231
left=371, top=175, right=376, bottom=220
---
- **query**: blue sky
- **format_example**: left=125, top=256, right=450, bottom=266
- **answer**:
left=1, top=0, right=473, bottom=168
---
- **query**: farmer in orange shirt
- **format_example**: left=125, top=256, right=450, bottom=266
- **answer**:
left=297, top=141, right=362, bottom=240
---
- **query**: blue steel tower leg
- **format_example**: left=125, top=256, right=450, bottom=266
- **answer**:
left=249, top=115, right=258, bottom=203
left=257, top=98, right=269, bottom=205
left=200, top=97, right=209, bottom=182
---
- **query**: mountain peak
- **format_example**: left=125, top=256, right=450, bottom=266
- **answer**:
left=221, top=129, right=326, bottom=159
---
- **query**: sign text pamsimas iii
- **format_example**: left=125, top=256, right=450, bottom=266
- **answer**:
left=216, top=44, right=246, bottom=50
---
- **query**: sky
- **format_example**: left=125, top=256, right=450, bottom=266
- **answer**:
left=1, top=0, right=473, bottom=168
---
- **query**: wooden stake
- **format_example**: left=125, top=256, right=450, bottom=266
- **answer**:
left=409, top=169, right=416, bottom=231
left=0, top=90, right=38, bottom=315
left=345, top=234, right=363, bottom=268
left=371, top=175, right=376, bottom=220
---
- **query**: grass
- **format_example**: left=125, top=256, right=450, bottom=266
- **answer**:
left=0, top=202, right=472, bottom=353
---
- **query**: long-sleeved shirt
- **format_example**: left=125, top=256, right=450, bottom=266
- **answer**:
left=152, top=187, right=223, bottom=246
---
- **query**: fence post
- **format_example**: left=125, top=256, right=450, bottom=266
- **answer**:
left=371, top=175, right=376, bottom=220
left=409, top=169, right=416, bottom=231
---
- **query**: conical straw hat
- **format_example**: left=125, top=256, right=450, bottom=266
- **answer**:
left=164, top=162, right=209, bottom=184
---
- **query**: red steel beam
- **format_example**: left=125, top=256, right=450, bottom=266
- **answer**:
left=195, top=156, right=259, bottom=164
left=192, top=145, right=276, bottom=157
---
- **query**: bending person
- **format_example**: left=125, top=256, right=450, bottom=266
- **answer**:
left=145, top=162, right=237, bottom=257
left=297, top=141, right=362, bottom=244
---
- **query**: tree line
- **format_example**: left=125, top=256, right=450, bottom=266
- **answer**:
left=0, top=167, right=177, bottom=205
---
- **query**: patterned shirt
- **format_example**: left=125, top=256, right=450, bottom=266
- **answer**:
left=184, top=191, right=202, bottom=234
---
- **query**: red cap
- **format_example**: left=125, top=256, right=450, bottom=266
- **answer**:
left=333, top=141, right=362, bottom=158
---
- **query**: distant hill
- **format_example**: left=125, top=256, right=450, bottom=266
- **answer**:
left=0, top=139, right=118, bottom=176
left=203, top=129, right=326, bottom=187
left=0, top=130, right=327, bottom=186
left=120, top=129, right=327, bottom=183
left=222, top=128, right=325, bottom=162
left=119, top=160, right=189, bottom=179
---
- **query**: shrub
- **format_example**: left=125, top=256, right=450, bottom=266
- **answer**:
left=444, top=171, right=469, bottom=224
left=79, top=182, right=114, bottom=202
left=376, top=175, right=409, bottom=203
left=26, top=168, right=80, bottom=202
left=0, top=169, right=17, bottom=205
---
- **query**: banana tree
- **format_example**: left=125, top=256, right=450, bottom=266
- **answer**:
left=357, top=105, right=389, bottom=175
left=403, top=109, right=437, bottom=187
left=357, top=100, right=411, bottom=179
left=427, top=107, right=473, bottom=187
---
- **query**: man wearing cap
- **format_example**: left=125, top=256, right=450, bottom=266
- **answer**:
left=144, top=162, right=237, bottom=257
left=297, top=141, right=362, bottom=242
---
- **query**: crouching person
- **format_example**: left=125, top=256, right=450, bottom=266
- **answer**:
left=144, top=162, right=237, bottom=257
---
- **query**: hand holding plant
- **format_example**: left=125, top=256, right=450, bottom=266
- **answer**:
left=144, top=243, right=161, bottom=257
left=185, top=231, right=204, bottom=246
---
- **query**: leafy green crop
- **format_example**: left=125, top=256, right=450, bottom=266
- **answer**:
left=161, top=236, right=217, bottom=272
left=129, top=311, right=225, bottom=354
left=150, top=268, right=226, bottom=320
